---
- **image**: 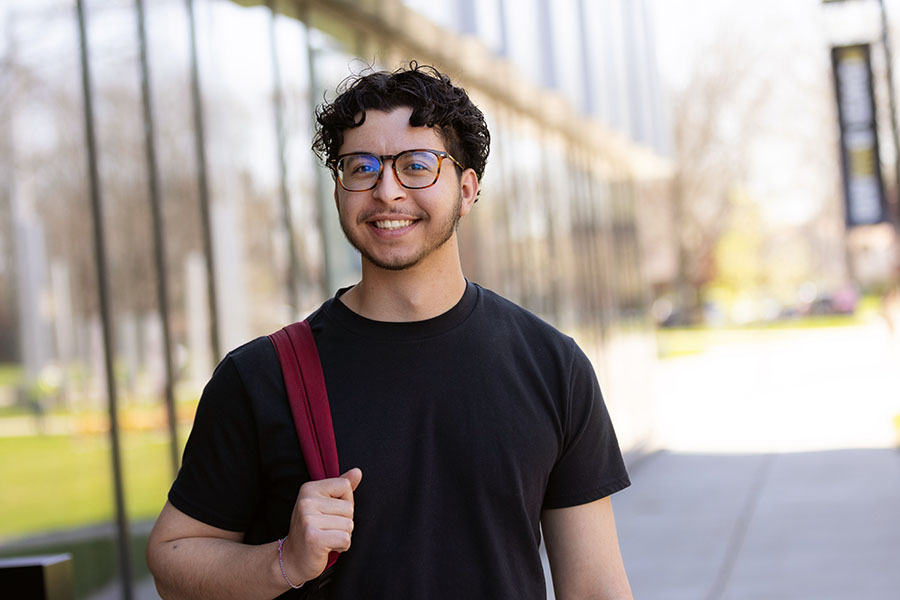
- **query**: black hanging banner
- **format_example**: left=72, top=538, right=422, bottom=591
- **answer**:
left=831, top=44, right=889, bottom=227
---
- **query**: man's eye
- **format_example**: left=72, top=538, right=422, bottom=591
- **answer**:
left=350, top=161, right=378, bottom=174
left=400, top=157, right=436, bottom=172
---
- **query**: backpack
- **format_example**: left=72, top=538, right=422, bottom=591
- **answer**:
left=269, top=319, right=339, bottom=597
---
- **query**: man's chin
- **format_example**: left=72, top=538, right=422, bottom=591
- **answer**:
left=361, top=252, right=424, bottom=271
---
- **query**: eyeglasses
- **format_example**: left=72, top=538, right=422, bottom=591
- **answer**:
left=329, top=149, right=463, bottom=192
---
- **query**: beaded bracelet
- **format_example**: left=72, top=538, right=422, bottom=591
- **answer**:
left=277, top=537, right=304, bottom=589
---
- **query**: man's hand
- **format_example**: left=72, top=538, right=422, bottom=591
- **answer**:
left=280, top=468, right=363, bottom=585
left=145, top=468, right=363, bottom=599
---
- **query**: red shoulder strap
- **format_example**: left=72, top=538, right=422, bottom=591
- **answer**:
left=268, top=319, right=339, bottom=481
left=268, top=319, right=340, bottom=568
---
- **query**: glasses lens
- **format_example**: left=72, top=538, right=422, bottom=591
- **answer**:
left=338, top=154, right=381, bottom=190
left=395, top=151, right=440, bottom=188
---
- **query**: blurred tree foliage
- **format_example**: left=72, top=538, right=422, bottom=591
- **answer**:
left=669, top=23, right=844, bottom=320
left=670, top=33, right=772, bottom=316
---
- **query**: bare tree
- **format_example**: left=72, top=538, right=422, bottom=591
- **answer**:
left=664, top=14, right=851, bottom=314
left=669, top=31, right=776, bottom=316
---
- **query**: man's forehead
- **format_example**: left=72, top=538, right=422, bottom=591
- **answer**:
left=340, top=107, right=445, bottom=152
left=348, top=106, right=428, bottom=129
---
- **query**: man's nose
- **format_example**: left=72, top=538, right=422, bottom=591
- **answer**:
left=372, top=161, right=407, bottom=202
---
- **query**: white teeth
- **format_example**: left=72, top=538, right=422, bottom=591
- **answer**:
left=374, top=219, right=412, bottom=230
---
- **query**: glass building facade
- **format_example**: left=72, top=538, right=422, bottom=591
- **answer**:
left=0, top=0, right=670, bottom=596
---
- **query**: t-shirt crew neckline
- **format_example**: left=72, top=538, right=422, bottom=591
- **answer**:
left=324, top=280, right=480, bottom=341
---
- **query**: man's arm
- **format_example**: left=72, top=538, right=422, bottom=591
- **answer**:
left=146, top=502, right=287, bottom=600
left=541, top=496, right=633, bottom=600
left=147, top=468, right=361, bottom=599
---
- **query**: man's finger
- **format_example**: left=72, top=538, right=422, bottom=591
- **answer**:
left=319, top=529, right=353, bottom=552
left=302, top=475, right=354, bottom=500
left=304, top=514, right=354, bottom=533
left=300, top=496, right=353, bottom=518
left=294, top=526, right=353, bottom=558
left=340, top=467, right=362, bottom=492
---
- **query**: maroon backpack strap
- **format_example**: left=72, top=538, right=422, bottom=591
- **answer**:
left=268, top=319, right=340, bottom=568
left=268, top=319, right=340, bottom=480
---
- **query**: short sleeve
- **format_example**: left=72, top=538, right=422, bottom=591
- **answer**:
left=168, top=355, right=261, bottom=531
left=542, top=343, right=630, bottom=509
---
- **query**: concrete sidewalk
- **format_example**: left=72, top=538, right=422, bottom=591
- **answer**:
left=613, top=448, right=900, bottom=600
left=609, top=323, right=900, bottom=599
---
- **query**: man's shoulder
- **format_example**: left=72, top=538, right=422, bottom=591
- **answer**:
left=473, top=284, right=576, bottom=350
left=225, top=334, right=275, bottom=363
left=213, top=334, right=282, bottom=388
left=476, top=285, right=569, bottom=333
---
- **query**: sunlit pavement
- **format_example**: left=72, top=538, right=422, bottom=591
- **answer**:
left=88, top=577, right=160, bottom=600
left=612, top=322, right=900, bottom=600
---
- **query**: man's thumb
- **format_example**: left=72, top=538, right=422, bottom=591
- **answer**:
left=341, top=467, right=362, bottom=491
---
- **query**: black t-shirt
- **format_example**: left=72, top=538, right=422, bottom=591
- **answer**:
left=169, top=282, right=630, bottom=599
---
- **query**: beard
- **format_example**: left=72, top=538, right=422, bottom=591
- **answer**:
left=339, top=193, right=463, bottom=271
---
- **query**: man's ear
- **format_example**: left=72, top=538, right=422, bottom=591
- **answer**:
left=458, top=169, right=479, bottom=218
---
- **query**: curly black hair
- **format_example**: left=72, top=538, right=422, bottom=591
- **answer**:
left=312, top=62, right=490, bottom=188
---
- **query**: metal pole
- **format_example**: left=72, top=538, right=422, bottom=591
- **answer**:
left=135, top=0, right=179, bottom=477
left=539, top=132, right=560, bottom=324
left=267, top=0, right=300, bottom=319
left=185, top=0, right=220, bottom=361
left=1, top=13, right=21, bottom=365
left=301, top=6, right=333, bottom=296
left=75, top=2, right=134, bottom=598
left=879, top=0, right=900, bottom=229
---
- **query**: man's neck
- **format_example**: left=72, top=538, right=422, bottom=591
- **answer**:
left=339, top=258, right=467, bottom=322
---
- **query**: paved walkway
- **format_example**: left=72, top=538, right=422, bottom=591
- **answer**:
left=615, top=448, right=900, bottom=599
left=610, top=322, right=900, bottom=600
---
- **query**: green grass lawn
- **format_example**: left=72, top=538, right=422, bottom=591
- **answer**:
left=0, top=430, right=184, bottom=542
left=0, top=364, right=23, bottom=387
left=655, top=310, right=878, bottom=358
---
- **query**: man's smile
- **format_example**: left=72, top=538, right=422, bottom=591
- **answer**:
left=372, top=219, right=415, bottom=230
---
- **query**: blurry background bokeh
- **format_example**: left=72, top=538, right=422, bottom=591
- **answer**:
left=1, top=0, right=898, bottom=598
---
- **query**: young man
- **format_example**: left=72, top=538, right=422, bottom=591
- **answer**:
left=147, top=63, right=633, bottom=599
